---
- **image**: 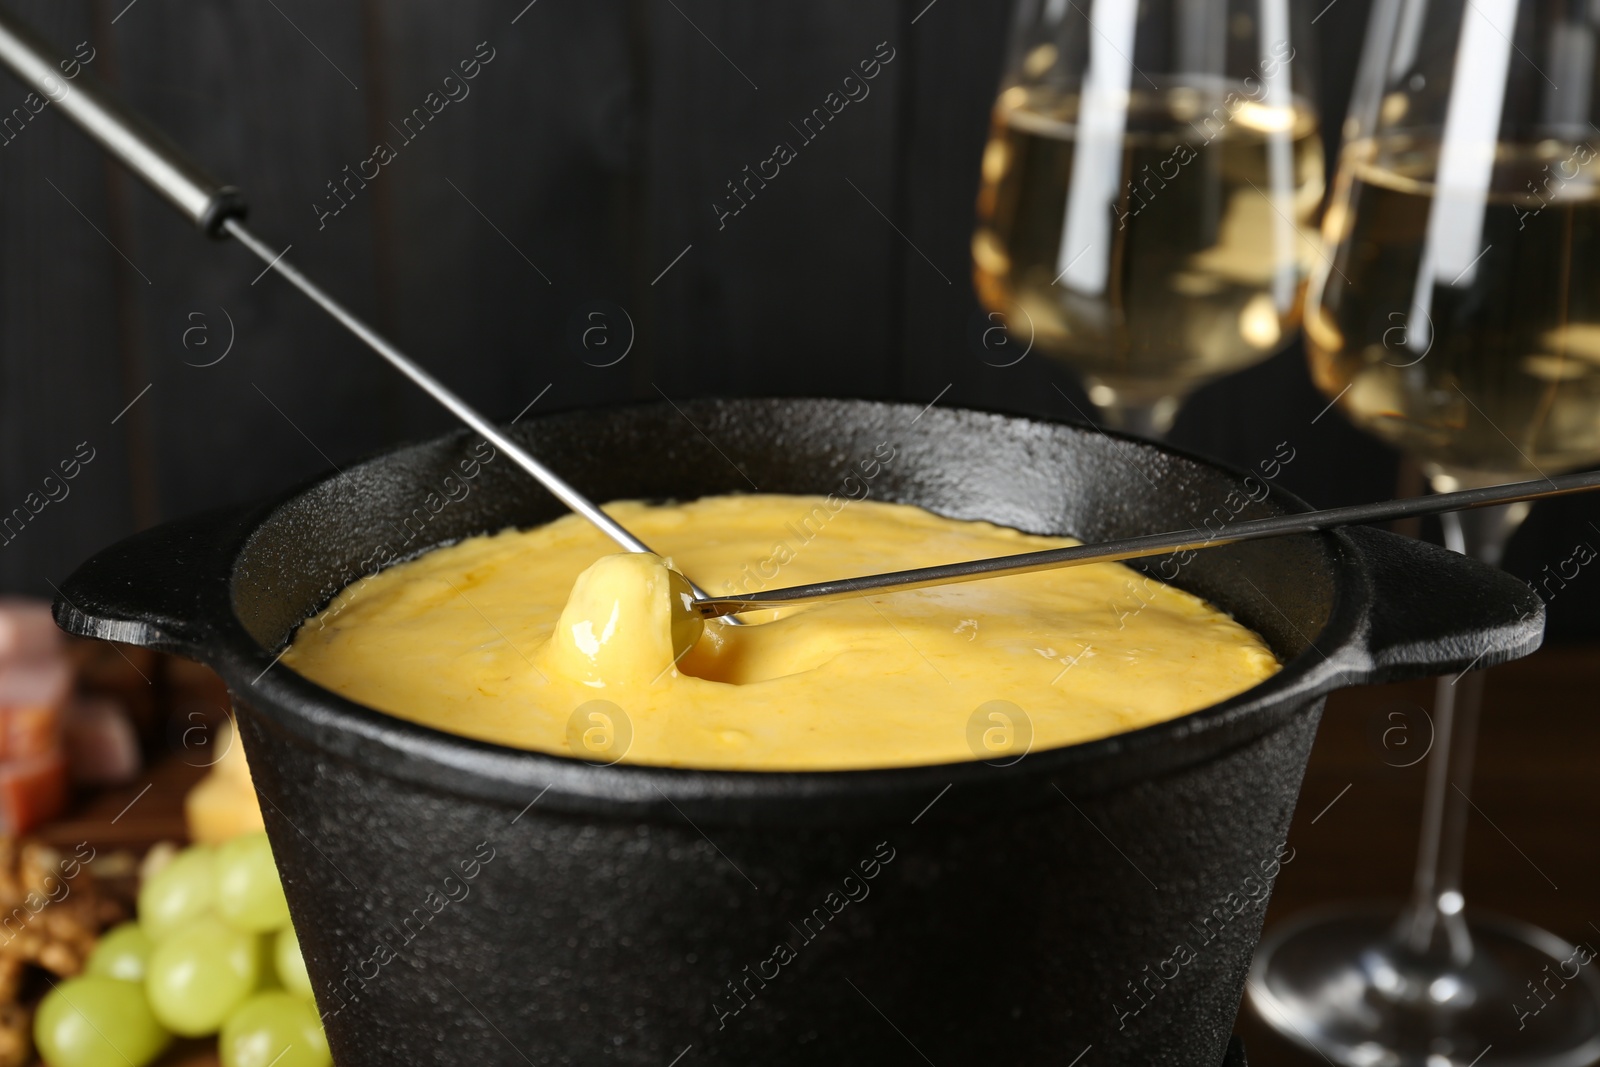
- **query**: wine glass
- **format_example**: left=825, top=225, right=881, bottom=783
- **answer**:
left=1248, top=0, right=1600, bottom=1062
left=971, top=0, right=1326, bottom=437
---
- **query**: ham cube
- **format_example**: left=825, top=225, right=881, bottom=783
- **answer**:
left=0, top=659, right=67, bottom=762
left=0, top=702, right=60, bottom=762
left=63, top=696, right=141, bottom=785
left=0, top=657, right=69, bottom=711
left=0, top=599, right=61, bottom=663
left=0, top=749, right=67, bottom=835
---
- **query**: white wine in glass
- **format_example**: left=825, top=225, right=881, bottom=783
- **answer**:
left=1308, top=136, right=1600, bottom=473
left=973, top=0, right=1325, bottom=436
left=1250, top=0, right=1600, bottom=1062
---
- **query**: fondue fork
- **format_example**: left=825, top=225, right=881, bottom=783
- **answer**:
left=0, top=7, right=740, bottom=621
left=690, top=469, right=1600, bottom=619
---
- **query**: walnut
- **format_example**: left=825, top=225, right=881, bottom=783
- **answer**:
left=0, top=842, right=18, bottom=906
left=0, top=838, right=123, bottom=980
left=17, top=843, right=60, bottom=897
left=0, top=958, right=21, bottom=1005
left=0, top=838, right=117, bottom=1067
left=0, top=1001, right=28, bottom=1067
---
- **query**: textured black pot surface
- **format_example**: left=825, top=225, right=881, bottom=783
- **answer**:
left=240, top=691, right=1317, bottom=1066
left=51, top=400, right=1544, bottom=1066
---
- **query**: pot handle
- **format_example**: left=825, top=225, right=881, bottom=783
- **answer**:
left=1346, top=524, right=1543, bottom=684
left=50, top=504, right=254, bottom=659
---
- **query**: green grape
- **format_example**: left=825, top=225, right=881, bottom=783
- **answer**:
left=35, top=975, right=170, bottom=1067
left=145, top=915, right=260, bottom=1037
left=215, top=832, right=291, bottom=933
left=85, top=922, right=154, bottom=983
left=219, top=992, right=331, bottom=1067
left=274, top=927, right=315, bottom=1000
left=137, top=845, right=215, bottom=941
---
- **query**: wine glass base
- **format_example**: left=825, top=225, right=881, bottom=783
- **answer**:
left=1248, top=903, right=1600, bottom=1067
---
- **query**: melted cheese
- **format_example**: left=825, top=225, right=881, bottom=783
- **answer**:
left=282, top=495, right=1280, bottom=770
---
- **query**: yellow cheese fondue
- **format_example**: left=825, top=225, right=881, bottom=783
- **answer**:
left=282, top=495, right=1280, bottom=770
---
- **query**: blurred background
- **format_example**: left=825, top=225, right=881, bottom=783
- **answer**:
left=0, top=0, right=1594, bottom=641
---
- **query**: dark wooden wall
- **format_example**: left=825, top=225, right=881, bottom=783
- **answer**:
left=1, top=0, right=1595, bottom=639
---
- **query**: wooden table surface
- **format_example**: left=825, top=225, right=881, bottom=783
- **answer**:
left=34, top=643, right=1598, bottom=1066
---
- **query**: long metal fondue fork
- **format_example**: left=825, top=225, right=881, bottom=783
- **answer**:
left=217, top=219, right=652, bottom=558
left=0, top=7, right=740, bottom=614
left=691, top=469, right=1600, bottom=618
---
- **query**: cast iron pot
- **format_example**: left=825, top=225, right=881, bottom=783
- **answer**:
left=53, top=399, right=1541, bottom=1067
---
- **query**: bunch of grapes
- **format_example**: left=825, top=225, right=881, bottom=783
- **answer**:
left=34, top=833, right=330, bottom=1067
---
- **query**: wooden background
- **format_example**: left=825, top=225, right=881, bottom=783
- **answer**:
left=0, top=0, right=1596, bottom=647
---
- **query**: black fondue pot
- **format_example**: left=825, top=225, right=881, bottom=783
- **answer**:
left=53, top=399, right=1540, bottom=1067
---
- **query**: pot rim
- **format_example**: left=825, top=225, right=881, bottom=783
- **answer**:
left=55, top=397, right=1540, bottom=821
left=196, top=398, right=1370, bottom=816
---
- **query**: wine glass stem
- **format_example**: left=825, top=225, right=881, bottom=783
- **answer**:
left=1401, top=668, right=1485, bottom=961
left=1094, top=393, right=1182, bottom=438
left=1397, top=502, right=1527, bottom=964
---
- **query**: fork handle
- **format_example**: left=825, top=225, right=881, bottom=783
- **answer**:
left=0, top=5, right=245, bottom=235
